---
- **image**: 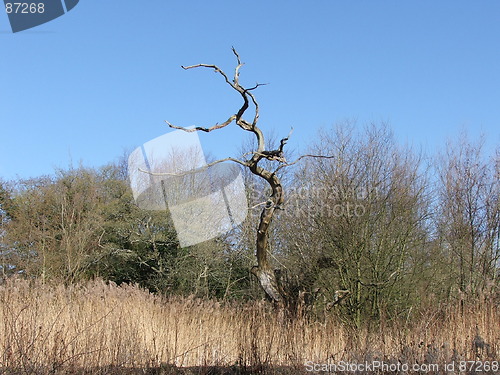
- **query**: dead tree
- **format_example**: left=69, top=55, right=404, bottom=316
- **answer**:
left=164, top=49, right=332, bottom=303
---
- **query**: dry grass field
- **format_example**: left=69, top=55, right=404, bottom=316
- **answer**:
left=0, top=278, right=498, bottom=374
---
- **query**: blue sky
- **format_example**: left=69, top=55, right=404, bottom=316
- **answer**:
left=1, top=1, right=499, bottom=180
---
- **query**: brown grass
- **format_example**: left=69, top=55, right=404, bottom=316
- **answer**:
left=0, top=278, right=498, bottom=374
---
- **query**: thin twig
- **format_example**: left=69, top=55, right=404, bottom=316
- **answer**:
left=137, top=157, right=249, bottom=177
left=232, top=47, right=244, bottom=85
left=181, top=64, right=236, bottom=90
left=275, top=154, right=337, bottom=172
left=165, top=116, right=236, bottom=133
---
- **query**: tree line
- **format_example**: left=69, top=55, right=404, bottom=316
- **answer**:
left=0, top=123, right=498, bottom=327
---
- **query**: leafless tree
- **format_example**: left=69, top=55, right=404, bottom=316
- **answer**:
left=275, top=123, right=432, bottom=325
left=436, top=134, right=499, bottom=296
left=160, top=49, right=331, bottom=303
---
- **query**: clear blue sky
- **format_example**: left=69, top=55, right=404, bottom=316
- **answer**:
left=1, top=1, right=499, bottom=181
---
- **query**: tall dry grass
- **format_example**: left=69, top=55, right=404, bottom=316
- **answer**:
left=0, top=278, right=498, bottom=374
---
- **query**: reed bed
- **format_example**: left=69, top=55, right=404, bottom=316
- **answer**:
left=0, top=278, right=497, bottom=374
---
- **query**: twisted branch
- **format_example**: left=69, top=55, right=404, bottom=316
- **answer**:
left=163, top=49, right=335, bottom=304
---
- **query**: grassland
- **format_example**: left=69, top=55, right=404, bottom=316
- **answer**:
left=0, top=278, right=498, bottom=374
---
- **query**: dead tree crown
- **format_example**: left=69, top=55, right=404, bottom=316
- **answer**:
left=164, top=48, right=334, bottom=303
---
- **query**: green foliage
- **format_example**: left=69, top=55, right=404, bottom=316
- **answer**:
left=1, top=123, right=498, bottom=327
left=2, top=163, right=253, bottom=299
left=274, top=123, right=499, bottom=327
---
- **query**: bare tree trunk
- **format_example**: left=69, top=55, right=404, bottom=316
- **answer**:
left=163, top=49, right=289, bottom=302
left=249, top=165, right=284, bottom=302
left=161, top=49, right=333, bottom=303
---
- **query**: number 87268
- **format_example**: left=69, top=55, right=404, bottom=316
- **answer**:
left=5, top=3, right=45, bottom=14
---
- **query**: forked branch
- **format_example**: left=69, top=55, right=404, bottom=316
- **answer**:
left=164, top=50, right=333, bottom=304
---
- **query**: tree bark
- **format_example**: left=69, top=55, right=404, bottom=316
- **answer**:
left=163, top=49, right=288, bottom=302
left=248, top=164, right=284, bottom=302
